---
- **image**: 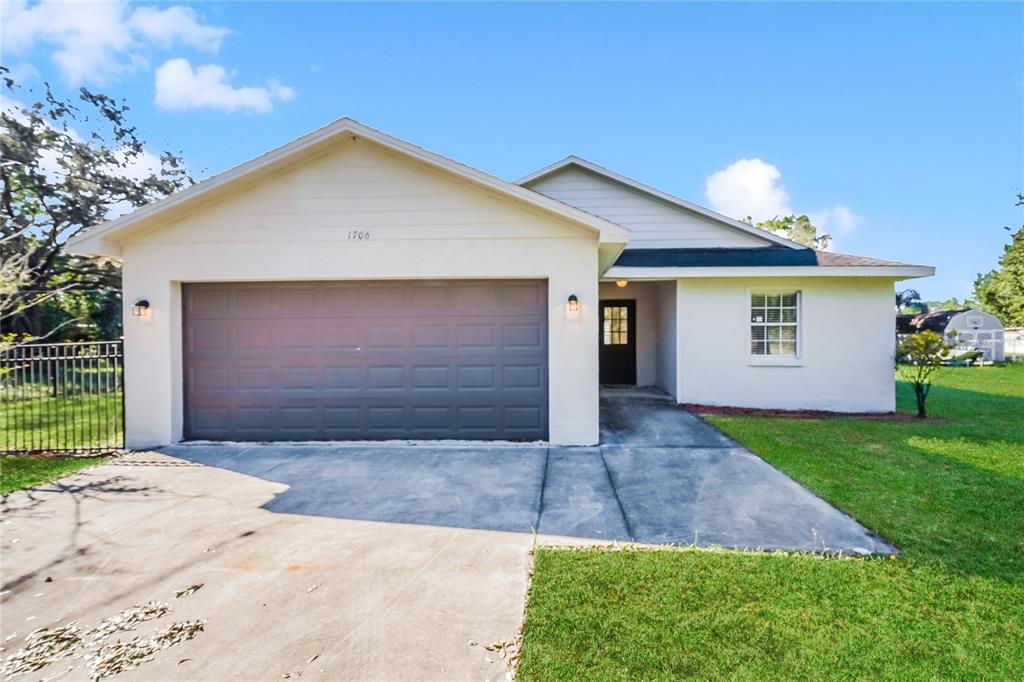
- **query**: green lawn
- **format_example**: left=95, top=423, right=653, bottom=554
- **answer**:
left=0, top=392, right=123, bottom=451
left=519, top=364, right=1024, bottom=680
left=1, top=455, right=110, bottom=495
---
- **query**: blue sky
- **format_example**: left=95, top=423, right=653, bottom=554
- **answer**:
left=4, top=1, right=1021, bottom=299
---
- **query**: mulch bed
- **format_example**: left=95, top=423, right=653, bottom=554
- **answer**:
left=683, top=404, right=923, bottom=421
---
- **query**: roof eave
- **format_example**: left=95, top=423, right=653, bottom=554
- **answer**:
left=604, top=264, right=936, bottom=280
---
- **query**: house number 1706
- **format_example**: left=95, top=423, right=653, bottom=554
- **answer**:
left=347, top=230, right=370, bottom=240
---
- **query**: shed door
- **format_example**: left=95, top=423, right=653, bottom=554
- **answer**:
left=183, top=280, right=548, bottom=441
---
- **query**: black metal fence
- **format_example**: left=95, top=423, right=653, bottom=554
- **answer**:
left=1, top=340, right=125, bottom=453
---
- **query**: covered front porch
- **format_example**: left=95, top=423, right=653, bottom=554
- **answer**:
left=598, top=279, right=678, bottom=398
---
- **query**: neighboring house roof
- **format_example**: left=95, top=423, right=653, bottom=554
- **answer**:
left=896, top=310, right=965, bottom=334
left=67, top=118, right=631, bottom=256
left=517, top=155, right=804, bottom=250
left=897, top=308, right=1004, bottom=335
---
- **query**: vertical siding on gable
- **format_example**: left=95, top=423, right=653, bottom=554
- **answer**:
left=526, top=167, right=770, bottom=249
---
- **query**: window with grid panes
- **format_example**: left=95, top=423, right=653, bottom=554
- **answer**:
left=603, top=305, right=629, bottom=345
left=750, top=292, right=799, bottom=356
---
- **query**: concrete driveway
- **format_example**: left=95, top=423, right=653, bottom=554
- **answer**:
left=1, top=453, right=531, bottom=681
left=158, top=390, right=893, bottom=554
left=0, top=390, right=893, bottom=680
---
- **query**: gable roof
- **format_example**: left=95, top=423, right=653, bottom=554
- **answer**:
left=67, top=119, right=631, bottom=256
left=517, top=155, right=803, bottom=250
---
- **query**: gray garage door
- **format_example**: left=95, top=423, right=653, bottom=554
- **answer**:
left=183, top=280, right=548, bottom=441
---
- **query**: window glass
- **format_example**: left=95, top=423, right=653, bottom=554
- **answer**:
left=750, top=292, right=799, bottom=357
left=603, top=305, right=630, bottom=346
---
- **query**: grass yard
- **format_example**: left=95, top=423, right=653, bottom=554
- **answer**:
left=519, top=364, right=1024, bottom=680
left=0, top=455, right=110, bottom=495
left=0, top=392, right=123, bottom=452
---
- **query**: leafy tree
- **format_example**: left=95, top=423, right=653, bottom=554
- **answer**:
left=896, top=289, right=926, bottom=314
left=922, top=297, right=975, bottom=312
left=897, top=331, right=950, bottom=418
left=743, top=214, right=831, bottom=250
left=1, top=67, right=190, bottom=341
left=972, top=195, right=1024, bottom=325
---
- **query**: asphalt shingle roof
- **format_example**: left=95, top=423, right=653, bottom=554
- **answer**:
left=613, top=248, right=918, bottom=268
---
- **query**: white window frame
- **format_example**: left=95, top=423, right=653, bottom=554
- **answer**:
left=748, top=288, right=803, bottom=366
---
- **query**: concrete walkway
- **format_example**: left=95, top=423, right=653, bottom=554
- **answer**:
left=158, top=390, right=893, bottom=555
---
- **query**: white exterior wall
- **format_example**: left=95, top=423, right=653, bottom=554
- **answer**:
left=655, top=282, right=678, bottom=398
left=120, top=139, right=600, bottom=447
left=526, top=166, right=768, bottom=249
left=675, top=277, right=896, bottom=412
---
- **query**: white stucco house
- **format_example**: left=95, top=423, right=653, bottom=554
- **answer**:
left=68, top=118, right=934, bottom=448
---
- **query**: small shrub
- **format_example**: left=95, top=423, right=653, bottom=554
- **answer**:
left=897, top=331, right=950, bottom=418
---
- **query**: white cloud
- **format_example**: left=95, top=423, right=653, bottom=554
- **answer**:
left=828, top=204, right=862, bottom=234
left=705, top=158, right=863, bottom=243
left=128, top=6, right=229, bottom=52
left=0, top=0, right=228, bottom=85
left=704, top=158, right=792, bottom=223
left=155, top=58, right=295, bottom=114
left=810, top=204, right=863, bottom=236
left=6, top=62, right=41, bottom=84
left=267, top=80, right=296, bottom=103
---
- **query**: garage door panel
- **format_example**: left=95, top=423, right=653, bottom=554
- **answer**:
left=366, top=365, right=405, bottom=390
left=412, top=365, right=450, bottom=389
left=457, top=365, right=496, bottom=389
left=457, top=406, right=496, bottom=429
left=183, top=280, right=547, bottom=440
left=324, top=366, right=361, bottom=390
left=504, top=365, right=543, bottom=389
left=411, top=406, right=452, bottom=430
left=503, top=324, right=542, bottom=348
left=457, top=325, right=496, bottom=349
left=190, top=326, right=229, bottom=352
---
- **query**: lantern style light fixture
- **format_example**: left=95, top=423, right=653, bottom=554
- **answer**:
left=131, top=299, right=150, bottom=316
left=615, top=280, right=629, bottom=288
left=567, top=294, right=579, bottom=313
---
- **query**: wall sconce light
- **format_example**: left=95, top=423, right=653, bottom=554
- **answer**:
left=131, top=299, right=150, bottom=316
left=567, top=294, right=579, bottom=313
left=615, top=280, right=629, bottom=288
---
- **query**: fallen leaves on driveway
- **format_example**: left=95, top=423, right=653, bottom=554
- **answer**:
left=86, top=620, right=205, bottom=680
left=174, top=584, right=204, bottom=599
left=485, top=636, right=522, bottom=680
left=84, top=602, right=170, bottom=648
left=0, top=623, right=82, bottom=676
left=1, top=588, right=205, bottom=680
